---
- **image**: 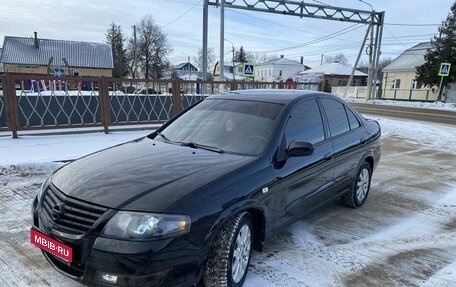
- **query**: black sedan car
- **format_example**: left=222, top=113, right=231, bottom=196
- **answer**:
left=31, top=89, right=381, bottom=287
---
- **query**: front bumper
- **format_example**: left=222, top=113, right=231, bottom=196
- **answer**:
left=31, top=194, right=204, bottom=287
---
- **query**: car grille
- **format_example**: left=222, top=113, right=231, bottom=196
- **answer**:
left=41, top=185, right=107, bottom=235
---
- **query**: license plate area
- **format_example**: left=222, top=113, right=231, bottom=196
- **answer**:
left=30, top=228, right=73, bottom=263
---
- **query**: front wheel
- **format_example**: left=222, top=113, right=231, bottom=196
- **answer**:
left=203, top=212, right=253, bottom=287
left=342, top=161, right=372, bottom=208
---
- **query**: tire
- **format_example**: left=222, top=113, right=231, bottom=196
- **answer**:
left=342, top=161, right=372, bottom=208
left=203, top=212, right=253, bottom=287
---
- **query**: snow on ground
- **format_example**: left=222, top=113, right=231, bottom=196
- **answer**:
left=0, top=130, right=149, bottom=165
left=346, top=98, right=456, bottom=111
left=0, top=116, right=456, bottom=287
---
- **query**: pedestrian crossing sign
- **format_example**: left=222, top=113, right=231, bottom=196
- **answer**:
left=438, top=63, right=451, bottom=76
left=243, top=63, right=254, bottom=77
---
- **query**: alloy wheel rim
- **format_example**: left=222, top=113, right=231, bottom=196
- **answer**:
left=232, top=224, right=251, bottom=283
left=356, top=168, right=370, bottom=202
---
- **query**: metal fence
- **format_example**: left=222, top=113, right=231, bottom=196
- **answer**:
left=381, top=88, right=438, bottom=101
left=0, top=73, right=321, bottom=138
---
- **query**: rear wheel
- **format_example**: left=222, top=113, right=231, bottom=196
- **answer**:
left=203, top=212, right=253, bottom=287
left=342, top=161, right=372, bottom=208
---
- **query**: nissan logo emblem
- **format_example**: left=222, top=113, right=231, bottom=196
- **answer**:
left=52, top=203, right=66, bottom=221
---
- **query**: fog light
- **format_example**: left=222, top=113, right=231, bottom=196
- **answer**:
left=95, top=272, right=118, bottom=284
left=94, top=269, right=171, bottom=285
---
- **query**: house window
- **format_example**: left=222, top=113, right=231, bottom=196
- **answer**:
left=279, top=70, right=282, bottom=77
left=269, top=69, right=271, bottom=76
left=411, top=78, right=422, bottom=89
left=392, top=79, right=401, bottom=89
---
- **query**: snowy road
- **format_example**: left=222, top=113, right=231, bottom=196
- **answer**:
left=0, top=117, right=455, bottom=287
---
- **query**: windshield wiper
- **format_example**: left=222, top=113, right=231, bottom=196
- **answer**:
left=156, top=132, right=171, bottom=142
left=180, top=141, right=225, bottom=154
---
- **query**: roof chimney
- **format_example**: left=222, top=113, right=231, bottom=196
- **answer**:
left=34, top=32, right=39, bottom=49
left=300, top=56, right=303, bottom=64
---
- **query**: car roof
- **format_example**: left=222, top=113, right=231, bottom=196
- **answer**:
left=208, top=89, right=328, bottom=105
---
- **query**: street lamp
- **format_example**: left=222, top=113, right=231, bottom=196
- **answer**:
left=358, top=0, right=373, bottom=11
left=224, top=39, right=235, bottom=81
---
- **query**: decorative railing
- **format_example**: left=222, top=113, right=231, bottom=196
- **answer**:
left=0, top=74, right=321, bottom=138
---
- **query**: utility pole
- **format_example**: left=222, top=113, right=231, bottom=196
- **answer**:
left=204, top=0, right=384, bottom=91
left=232, top=45, right=235, bottom=81
left=219, top=0, right=225, bottom=81
left=359, top=0, right=374, bottom=100
left=132, top=25, right=137, bottom=79
left=225, top=38, right=235, bottom=81
left=188, top=55, right=191, bottom=80
left=372, top=11, right=385, bottom=100
left=202, top=1, right=208, bottom=80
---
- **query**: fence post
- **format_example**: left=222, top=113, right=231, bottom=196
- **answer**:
left=98, top=77, right=110, bottom=134
left=279, top=80, right=284, bottom=89
left=171, top=77, right=182, bottom=117
left=4, top=73, right=19, bottom=138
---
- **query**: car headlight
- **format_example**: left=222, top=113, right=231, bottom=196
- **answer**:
left=102, top=211, right=191, bottom=240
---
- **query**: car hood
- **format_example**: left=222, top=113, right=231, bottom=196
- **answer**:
left=51, top=137, right=254, bottom=212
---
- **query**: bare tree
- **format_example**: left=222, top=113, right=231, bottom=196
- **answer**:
left=135, top=15, right=172, bottom=79
left=325, top=54, right=349, bottom=66
left=126, top=36, right=140, bottom=79
left=194, top=47, right=215, bottom=74
left=249, top=52, right=278, bottom=64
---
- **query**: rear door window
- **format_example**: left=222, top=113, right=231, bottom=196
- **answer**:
left=345, top=106, right=360, bottom=129
left=320, top=99, right=350, bottom=137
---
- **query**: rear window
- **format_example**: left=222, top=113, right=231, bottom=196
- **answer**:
left=320, top=99, right=350, bottom=137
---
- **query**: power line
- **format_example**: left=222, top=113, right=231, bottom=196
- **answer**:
left=227, top=10, right=327, bottom=38
left=161, top=0, right=202, bottom=28
left=381, top=33, right=436, bottom=40
left=385, top=22, right=440, bottom=27
left=227, top=9, right=361, bottom=44
left=164, top=0, right=203, bottom=6
left=383, top=26, right=425, bottom=62
left=262, top=24, right=364, bottom=53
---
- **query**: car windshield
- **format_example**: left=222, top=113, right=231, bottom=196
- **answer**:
left=155, top=98, right=284, bottom=156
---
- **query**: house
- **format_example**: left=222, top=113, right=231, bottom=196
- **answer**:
left=168, top=62, right=202, bottom=80
left=255, top=56, right=305, bottom=82
left=213, top=61, right=247, bottom=81
left=296, top=62, right=367, bottom=93
left=382, top=42, right=437, bottom=101
left=1, top=33, right=113, bottom=77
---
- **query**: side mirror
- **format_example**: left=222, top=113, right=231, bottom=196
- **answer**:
left=286, top=140, right=314, bottom=157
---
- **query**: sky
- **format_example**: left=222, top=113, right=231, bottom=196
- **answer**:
left=0, top=0, right=454, bottom=68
